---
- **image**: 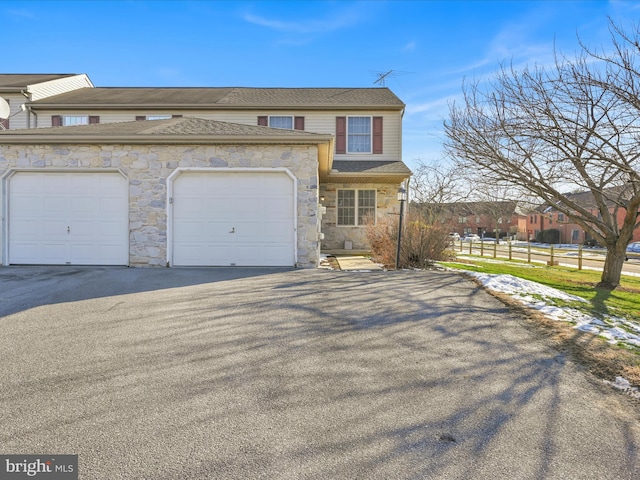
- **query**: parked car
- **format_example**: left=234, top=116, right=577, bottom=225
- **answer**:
left=626, top=242, right=640, bottom=261
left=462, top=234, right=480, bottom=242
left=448, top=233, right=461, bottom=241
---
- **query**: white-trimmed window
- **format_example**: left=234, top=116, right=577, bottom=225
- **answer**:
left=52, top=115, right=98, bottom=127
left=146, top=115, right=172, bottom=120
left=269, top=116, right=293, bottom=129
left=347, top=116, right=372, bottom=153
left=337, top=189, right=376, bottom=226
left=64, top=116, right=89, bottom=126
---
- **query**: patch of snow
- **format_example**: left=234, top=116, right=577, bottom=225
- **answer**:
left=459, top=270, right=640, bottom=393
left=603, top=377, right=640, bottom=399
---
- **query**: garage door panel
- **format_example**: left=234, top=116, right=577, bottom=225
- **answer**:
left=71, top=196, right=99, bottom=215
left=41, top=244, right=68, bottom=264
left=263, top=197, right=293, bottom=217
left=43, top=220, right=68, bottom=237
left=9, top=172, right=129, bottom=265
left=43, top=196, right=68, bottom=214
left=172, top=171, right=295, bottom=267
left=202, top=222, right=233, bottom=238
left=262, top=222, right=294, bottom=241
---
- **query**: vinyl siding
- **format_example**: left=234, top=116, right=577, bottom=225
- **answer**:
left=34, top=109, right=403, bottom=160
left=28, top=74, right=93, bottom=101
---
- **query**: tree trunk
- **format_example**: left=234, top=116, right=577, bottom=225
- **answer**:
left=597, top=243, right=627, bottom=290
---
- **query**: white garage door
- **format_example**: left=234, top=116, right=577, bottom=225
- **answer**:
left=172, top=171, right=295, bottom=266
left=8, top=172, right=129, bottom=265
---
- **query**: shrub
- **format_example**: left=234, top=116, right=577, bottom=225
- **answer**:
left=365, top=211, right=455, bottom=269
left=536, top=229, right=560, bottom=244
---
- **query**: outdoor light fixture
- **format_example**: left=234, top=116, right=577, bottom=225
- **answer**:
left=395, top=186, right=407, bottom=270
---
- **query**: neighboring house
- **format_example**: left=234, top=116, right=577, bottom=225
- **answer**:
left=0, top=75, right=411, bottom=267
left=525, top=190, right=640, bottom=244
left=420, top=201, right=524, bottom=239
left=0, top=74, right=93, bottom=129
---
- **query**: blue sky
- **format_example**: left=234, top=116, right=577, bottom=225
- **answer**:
left=4, top=0, right=640, bottom=170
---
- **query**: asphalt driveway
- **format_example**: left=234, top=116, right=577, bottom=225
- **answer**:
left=1, top=267, right=638, bottom=479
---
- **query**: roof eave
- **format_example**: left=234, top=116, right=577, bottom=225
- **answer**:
left=323, top=171, right=411, bottom=184
left=27, top=103, right=406, bottom=111
left=0, top=133, right=334, bottom=144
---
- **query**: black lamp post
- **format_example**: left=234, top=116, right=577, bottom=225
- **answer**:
left=395, top=187, right=407, bottom=270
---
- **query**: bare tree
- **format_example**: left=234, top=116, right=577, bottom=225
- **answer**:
left=444, top=21, right=640, bottom=289
left=409, top=159, right=469, bottom=225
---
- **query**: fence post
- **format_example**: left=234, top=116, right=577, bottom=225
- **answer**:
left=493, top=240, right=497, bottom=258
left=578, top=244, right=583, bottom=270
left=527, top=243, right=531, bottom=263
left=509, top=241, right=512, bottom=261
left=480, top=240, right=484, bottom=257
left=549, top=244, right=555, bottom=266
left=469, top=240, right=472, bottom=255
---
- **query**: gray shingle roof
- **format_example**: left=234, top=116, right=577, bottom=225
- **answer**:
left=331, top=160, right=412, bottom=175
left=29, top=87, right=405, bottom=109
left=0, top=74, right=77, bottom=89
left=0, top=117, right=327, bottom=138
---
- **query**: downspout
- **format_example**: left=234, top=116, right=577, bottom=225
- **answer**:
left=21, top=90, right=34, bottom=128
left=28, top=107, right=37, bottom=128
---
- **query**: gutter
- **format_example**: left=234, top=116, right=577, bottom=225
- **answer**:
left=26, top=103, right=406, bottom=112
left=0, top=133, right=335, bottom=145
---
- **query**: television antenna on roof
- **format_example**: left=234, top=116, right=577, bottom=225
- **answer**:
left=371, top=69, right=414, bottom=87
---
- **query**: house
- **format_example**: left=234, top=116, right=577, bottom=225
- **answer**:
left=0, top=74, right=411, bottom=267
left=0, top=74, right=94, bottom=129
left=419, top=201, right=524, bottom=239
left=525, top=190, right=640, bottom=244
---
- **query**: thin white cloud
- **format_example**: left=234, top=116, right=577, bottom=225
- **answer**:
left=6, top=9, right=35, bottom=19
left=242, top=4, right=365, bottom=34
left=402, top=41, right=417, bottom=52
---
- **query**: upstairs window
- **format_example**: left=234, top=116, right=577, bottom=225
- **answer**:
left=336, top=116, right=383, bottom=154
left=64, top=116, right=89, bottom=126
left=258, top=116, right=304, bottom=130
left=52, top=115, right=99, bottom=126
left=269, top=116, right=293, bottom=129
left=136, top=115, right=181, bottom=121
left=348, top=116, right=372, bottom=153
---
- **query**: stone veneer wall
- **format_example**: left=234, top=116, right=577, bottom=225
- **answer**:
left=0, top=143, right=321, bottom=267
left=319, top=182, right=400, bottom=251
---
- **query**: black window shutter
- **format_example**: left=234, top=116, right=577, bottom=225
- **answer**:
left=51, top=115, right=62, bottom=127
left=257, top=116, right=268, bottom=126
left=294, top=116, right=305, bottom=130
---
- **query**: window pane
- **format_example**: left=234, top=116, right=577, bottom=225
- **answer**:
left=146, top=115, right=171, bottom=120
left=269, top=116, right=293, bottom=129
left=64, top=116, right=88, bottom=126
left=358, top=190, right=376, bottom=224
left=347, top=117, right=371, bottom=153
left=337, top=190, right=355, bottom=225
